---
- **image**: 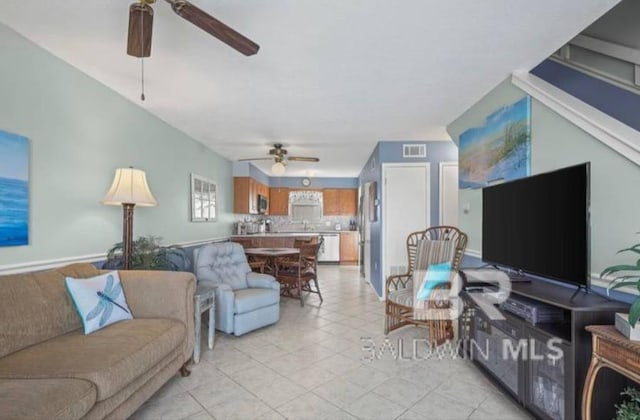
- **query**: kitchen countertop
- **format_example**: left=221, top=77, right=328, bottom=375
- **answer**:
left=231, top=231, right=357, bottom=237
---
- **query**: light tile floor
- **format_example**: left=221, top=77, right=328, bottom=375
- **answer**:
left=131, top=265, right=531, bottom=420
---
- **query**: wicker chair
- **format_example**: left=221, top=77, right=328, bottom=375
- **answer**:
left=276, top=242, right=323, bottom=306
left=384, top=226, right=467, bottom=345
left=230, top=238, right=267, bottom=273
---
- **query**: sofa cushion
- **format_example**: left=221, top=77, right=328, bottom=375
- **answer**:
left=0, top=318, right=185, bottom=401
left=234, top=288, right=280, bottom=314
left=0, top=263, right=100, bottom=359
left=196, top=242, right=252, bottom=290
left=0, top=378, right=96, bottom=420
left=65, top=271, right=133, bottom=334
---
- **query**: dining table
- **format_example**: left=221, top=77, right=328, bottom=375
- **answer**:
left=243, top=247, right=300, bottom=276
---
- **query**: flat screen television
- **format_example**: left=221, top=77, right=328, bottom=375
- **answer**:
left=482, top=162, right=590, bottom=287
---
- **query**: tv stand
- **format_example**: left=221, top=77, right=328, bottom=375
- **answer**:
left=460, top=274, right=628, bottom=420
left=570, top=285, right=589, bottom=303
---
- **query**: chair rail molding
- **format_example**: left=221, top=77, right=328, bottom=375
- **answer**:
left=0, top=236, right=230, bottom=275
left=512, top=71, right=640, bottom=167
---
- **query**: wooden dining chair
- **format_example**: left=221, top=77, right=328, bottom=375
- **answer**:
left=276, top=242, right=323, bottom=306
left=230, top=238, right=266, bottom=273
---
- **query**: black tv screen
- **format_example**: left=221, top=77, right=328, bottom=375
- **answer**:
left=482, top=162, right=590, bottom=287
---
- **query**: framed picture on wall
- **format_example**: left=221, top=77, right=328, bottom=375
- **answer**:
left=191, top=173, right=217, bottom=222
left=459, top=96, right=531, bottom=189
left=0, top=130, right=29, bottom=247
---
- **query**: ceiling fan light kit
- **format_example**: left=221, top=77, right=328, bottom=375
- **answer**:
left=271, top=162, right=286, bottom=176
left=127, top=2, right=153, bottom=58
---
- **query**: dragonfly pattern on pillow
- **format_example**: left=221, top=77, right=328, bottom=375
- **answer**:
left=86, top=274, right=130, bottom=327
left=66, top=271, right=133, bottom=334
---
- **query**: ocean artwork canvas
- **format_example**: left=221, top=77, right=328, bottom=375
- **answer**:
left=0, top=130, right=29, bottom=247
left=459, top=96, right=531, bottom=189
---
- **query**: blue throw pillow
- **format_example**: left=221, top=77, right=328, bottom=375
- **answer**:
left=65, top=271, right=133, bottom=334
left=416, top=262, right=452, bottom=301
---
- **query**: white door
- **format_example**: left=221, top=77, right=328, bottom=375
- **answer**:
left=363, top=183, right=372, bottom=283
left=439, top=162, right=459, bottom=226
left=382, top=163, right=430, bottom=291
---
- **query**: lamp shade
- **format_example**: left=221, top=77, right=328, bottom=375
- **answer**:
left=271, top=162, right=286, bottom=176
left=102, top=168, right=157, bottom=207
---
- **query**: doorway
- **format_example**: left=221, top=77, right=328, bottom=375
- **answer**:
left=382, top=163, right=430, bottom=298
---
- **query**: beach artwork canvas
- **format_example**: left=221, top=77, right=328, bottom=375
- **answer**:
left=459, top=96, right=531, bottom=189
left=0, top=130, right=29, bottom=247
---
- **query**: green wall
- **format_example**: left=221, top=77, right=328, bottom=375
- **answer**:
left=447, top=78, right=640, bottom=282
left=0, top=24, right=234, bottom=267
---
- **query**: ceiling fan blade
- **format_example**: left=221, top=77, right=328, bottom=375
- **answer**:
left=127, top=3, right=154, bottom=58
left=288, top=156, right=320, bottom=162
left=168, top=1, right=260, bottom=56
left=237, top=158, right=274, bottom=162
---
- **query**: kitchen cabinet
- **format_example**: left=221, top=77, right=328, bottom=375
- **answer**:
left=234, top=177, right=269, bottom=214
left=269, top=188, right=290, bottom=215
left=339, top=231, right=358, bottom=264
left=338, top=189, right=358, bottom=215
left=323, top=189, right=357, bottom=216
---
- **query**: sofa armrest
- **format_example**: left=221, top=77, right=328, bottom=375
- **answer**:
left=119, top=270, right=196, bottom=363
left=247, top=272, right=280, bottom=290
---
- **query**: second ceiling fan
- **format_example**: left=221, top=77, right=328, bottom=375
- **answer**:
left=239, top=144, right=320, bottom=175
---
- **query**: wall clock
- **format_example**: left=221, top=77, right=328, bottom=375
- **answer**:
left=302, top=178, right=311, bottom=187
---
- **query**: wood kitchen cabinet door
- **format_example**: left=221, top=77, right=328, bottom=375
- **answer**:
left=323, top=189, right=340, bottom=215
left=338, top=189, right=358, bottom=215
left=269, top=188, right=289, bottom=215
left=234, top=177, right=268, bottom=214
left=340, top=231, right=358, bottom=263
left=234, top=177, right=250, bottom=214
left=324, top=189, right=357, bottom=215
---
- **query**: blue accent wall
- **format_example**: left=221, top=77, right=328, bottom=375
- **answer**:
left=531, top=59, right=640, bottom=132
left=269, top=177, right=359, bottom=188
left=359, top=141, right=459, bottom=296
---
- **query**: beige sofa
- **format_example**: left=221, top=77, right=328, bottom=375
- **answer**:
left=0, top=263, right=195, bottom=420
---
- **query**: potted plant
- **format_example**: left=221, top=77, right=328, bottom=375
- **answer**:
left=602, top=240, right=640, bottom=333
left=616, top=387, right=640, bottom=420
left=103, top=235, right=189, bottom=271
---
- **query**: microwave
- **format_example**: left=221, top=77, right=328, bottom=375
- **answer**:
left=257, top=194, right=268, bottom=213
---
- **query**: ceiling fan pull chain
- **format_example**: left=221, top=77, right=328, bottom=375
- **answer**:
left=140, top=2, right=146, bottom=101
left=140, top=58, right=145, bottom=101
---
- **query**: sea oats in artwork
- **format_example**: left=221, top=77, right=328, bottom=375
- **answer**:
left=0, top=130, right=29, bottom=247
left=459, top=96, right=531, bottom=189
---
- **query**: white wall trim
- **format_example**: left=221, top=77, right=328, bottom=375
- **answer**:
left=0, top=236, right=231, bottom=276
left=511, top=71, right=640, bottom=167
left=0, top=253, right=108, bottom=276
left=438, top=161, right=458, bottom=225
left=464, top=249, right=482, bottom=259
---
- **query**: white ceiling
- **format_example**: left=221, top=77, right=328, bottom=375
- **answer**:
left=0, top=0, right=619, bottom=177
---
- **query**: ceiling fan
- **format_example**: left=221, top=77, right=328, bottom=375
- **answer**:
left=126, top=0, right=259, bottom=99
left=127, top=0, right=260, bottom=57
left=238, top=144, right=320, bottom=175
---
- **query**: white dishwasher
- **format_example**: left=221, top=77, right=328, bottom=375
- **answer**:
left=318, top=233, right=340, bottom=263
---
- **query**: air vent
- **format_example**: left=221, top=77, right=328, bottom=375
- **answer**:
left=403, top=144, right=427, bottom=158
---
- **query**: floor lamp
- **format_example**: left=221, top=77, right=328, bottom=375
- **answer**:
left=102, top=167, right=157, bottom=270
